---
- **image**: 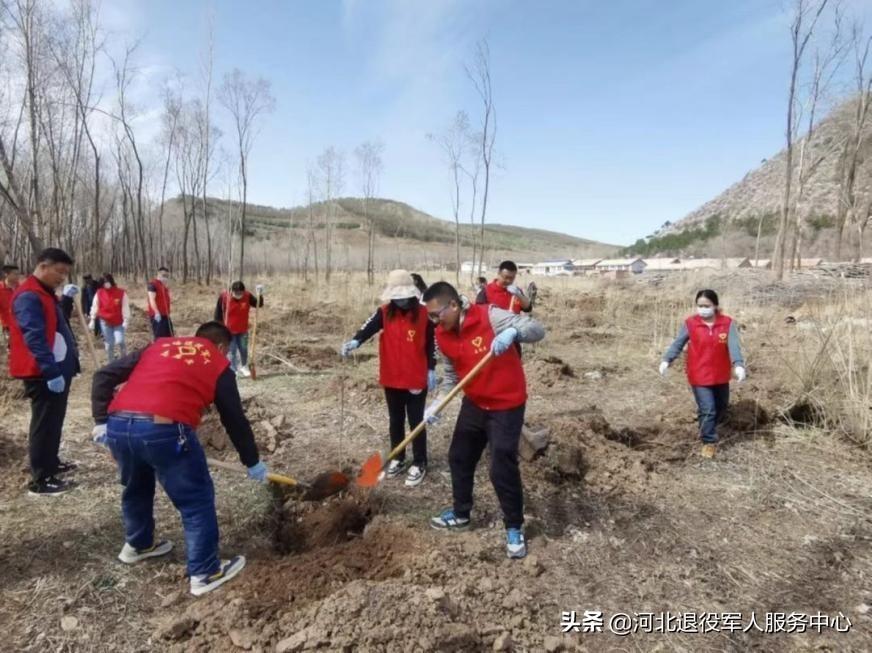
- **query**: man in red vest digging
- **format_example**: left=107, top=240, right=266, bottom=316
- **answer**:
left=476, top=260, right=532, bottom=314
left=91, top=321, right=268, bottom=597
left=422, top=281, right=545, bottom=559
left=9, top=248, right=81, bottom=496
left=147, top=266, right=173, bottom=339
left=214, top=281, right=264, bottom=377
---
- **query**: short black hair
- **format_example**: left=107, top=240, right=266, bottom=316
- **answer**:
left=498, top=260, right=517, bottom=273
left=231, top=281, right=245, bottom=292
left=410, top=273, right=427, bottom=294
left=158, top=266, right=169, bottom=273
left=2, top=264, right=18, bottom=274
left=36, top=248, right=74, bottom=266
left=195, top=321, right=232, bottom=347
left=477, top=276, right=487, bottom=285
left=422, top=281, right=461, bottom=306
left=83, top=273, right=93, bottom=280
left=102, top=273, right=116, bottom=287
left=695, top=289, right=719, bottom=306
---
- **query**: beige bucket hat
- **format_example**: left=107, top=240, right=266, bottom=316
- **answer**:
left=380, top=269, right=420, bottom=302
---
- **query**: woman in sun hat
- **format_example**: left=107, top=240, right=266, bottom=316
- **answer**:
left=340, top=270, right=437, bottom=487
left=659, top=289, right=746, bottom=459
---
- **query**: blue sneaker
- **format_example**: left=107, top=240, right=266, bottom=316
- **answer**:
left=429, top=508, right=470, bottom=530
left=506, top=528, right=527, bottom=559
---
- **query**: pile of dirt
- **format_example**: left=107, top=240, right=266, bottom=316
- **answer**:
left=199, top=397, right=293, bottom=454
left=527, top=354, right=576, bottom=388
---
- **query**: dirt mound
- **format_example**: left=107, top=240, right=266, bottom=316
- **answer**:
left=527, top=354, right=576, bottom=388
left=273, top=493, right=374, bottom=554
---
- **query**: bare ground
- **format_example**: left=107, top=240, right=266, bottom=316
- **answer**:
left=0, top=272, right=870, bottom=652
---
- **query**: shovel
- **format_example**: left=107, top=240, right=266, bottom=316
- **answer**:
left=207, top=457, right=349, bottom=501
left=249, top=287, right=261, bottom=380
left=357, top=351, right=494, bottom=488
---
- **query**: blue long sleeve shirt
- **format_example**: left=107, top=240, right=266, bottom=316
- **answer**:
left=12, top=282, right=80, bottom=380
left=662, top=321, right=745, bottom=367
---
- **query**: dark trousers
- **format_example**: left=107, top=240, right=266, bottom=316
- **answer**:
left=150, top=316, right=174, bottom=339
left=691, top=384, right=730, bottom=443
left=106, top=416, right=220, bottom=577
left=384, top=387, right=428, bottom=466
left=24, top=378, right=71, bottom=481
left=449, top=398, right=525, bottom=529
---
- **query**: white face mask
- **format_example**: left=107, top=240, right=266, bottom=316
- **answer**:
left=697, top=306, right=715, bottom=319
left=103, top=283, right=111, bottom=289
left=159, top=275, right=170, bottom=285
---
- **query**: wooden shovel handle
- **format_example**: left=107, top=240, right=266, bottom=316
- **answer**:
left=385, top=351, right=494, bottom=463
left=74, top=299, right=99, bottom=369
left=207, top=457, right=299, bottom=487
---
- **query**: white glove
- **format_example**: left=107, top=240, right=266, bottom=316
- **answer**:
left=62, top=284, right=79, bottom=298
left=92, top=423, right=108, bottom=446
left=154, top=313, right=162, bottom=323
left=340, top=339, right=360, bottom=358
left=734, top=366, right=747, bottom=383
left=122, top=320, right=128, bottom=330
left=659, top=361, right=669, bottom=377
left=506, top=284, right=524, bottom=298
left=88, top=320, right=95, bottom=331
left=255, top=284, right=265, bottom=295
left=423, top=402, right=441, bottom=425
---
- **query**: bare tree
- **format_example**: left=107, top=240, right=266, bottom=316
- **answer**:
left=218, top=68, right=274, bottom=281
left=428, top=111, right=469, bottom=286
left=316, top=146, right=344, bottom=282
left=354, top=140, right=383, bottom=285
left=466, top=39, right=496, bottom=280
left=772, top=0, right=830, bottom=280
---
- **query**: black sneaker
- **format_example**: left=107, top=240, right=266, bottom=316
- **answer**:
left=56, top=461, right=78, bottom=474
left=28, top=476, right=75, bottom=496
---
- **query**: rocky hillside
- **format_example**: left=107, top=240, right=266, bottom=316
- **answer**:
left=627, top=96, right=872, bottom=259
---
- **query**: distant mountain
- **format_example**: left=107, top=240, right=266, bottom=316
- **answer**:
left=626, top=96, right=872, bottom=259
left=161, top=196, right=619, bottom=272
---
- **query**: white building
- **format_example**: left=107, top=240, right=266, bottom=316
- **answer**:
left=460, top=261, right=489, bottom=275
left=594, top=258, right=647, bottom=274
left=642, top=257, right=682, bottom=272
left=572, top=259, right=602, bottom=273
left=532, top=259, right=575, bottom=276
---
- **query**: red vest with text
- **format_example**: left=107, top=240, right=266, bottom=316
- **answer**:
left=0, top=281, right=13, bottom=328
left=8, top=276, right=58, bottom=379
left=109, top=337, right=230, bottom=428
left=96, top=287, right=125, bottom=327
left=220, top=291, right=252, bottom=335
left=147, top=279, right=171, bottom=317
left=436, top=303, right=527, bottom=411
left=685, top=313, right=733, bottom=386
left=485, top=281, right=522, bottom=314
left=378, top=304, right=429, bottom=390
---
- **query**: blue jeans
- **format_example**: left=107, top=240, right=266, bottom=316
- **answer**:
left=106, top=416, right=220, bottom=577
left=691, top=384, right=730, bottom=443
left=100, top=322, right=127, bottom=361
left=228, top=333, right=249, bottom=370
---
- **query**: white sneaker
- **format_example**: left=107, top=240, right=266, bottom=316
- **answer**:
left=386, top=460, right=406, bottom=478
left=190, top=556, right=246, bottom=597
left=404, top=465, right=426, bottom=487
left=118, top=540, right=174, bottom=565
left=239, top=365, right=251, bottom=378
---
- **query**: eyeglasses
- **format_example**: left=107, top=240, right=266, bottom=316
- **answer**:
left=427, top=304, right=451, bottom=324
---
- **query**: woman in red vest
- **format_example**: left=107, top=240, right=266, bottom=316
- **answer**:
left=660, top=289, right=746, bottom=459
left=89, top=273, right=129, bottom=362
left=340, top=270, right=436, bottom=487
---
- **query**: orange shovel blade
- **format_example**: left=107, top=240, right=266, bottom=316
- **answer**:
left=356, top=452, right=384, bottom=488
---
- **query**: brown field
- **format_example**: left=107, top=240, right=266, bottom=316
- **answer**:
left=1, top=270, right=871, bottom=652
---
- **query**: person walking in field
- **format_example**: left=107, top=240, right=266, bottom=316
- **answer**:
left=340, top=269, right=436, bottom=487
left=91, top=321, right=267, bottom=597
left=423, top=281, right=545, bottom=559
left=476, top=260, right=532, bottom=314
left=147, top=267, right=173, bottom=339
left=9, top=248, right=81, bottom=496
left=214, top=281, right=264, bottom=377
left=0, top=264, right=21, bottom=343
left=89, top=273, right=130, bottom=362
left=660, top=289, right=746, bottom=459
left=82, top=274, right=101, bottom=337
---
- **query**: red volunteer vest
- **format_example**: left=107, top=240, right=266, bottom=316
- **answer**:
left=485, top=281, right=522, bottom=314
left=109, top=336, right=230, bottom=428
left=378, top=304, right=429, bottom=390
left=96, top=287, right=125, bottom=327
left=436, top=303, right=527, bottom=411
left=0, top=281, right=13, bottom=327
left=8, top=276, right=58, bottom=379
left=147, top=279, right=171, bottom=317
left=685, top=313, right=733, bottom=386
left=221, top=291, right=252, bottom=335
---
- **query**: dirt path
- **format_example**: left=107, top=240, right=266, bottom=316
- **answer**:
left=0, top=276, right=870, bottom=652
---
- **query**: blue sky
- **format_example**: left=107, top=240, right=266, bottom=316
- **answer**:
left=105, top=0, right=872, bottom=246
